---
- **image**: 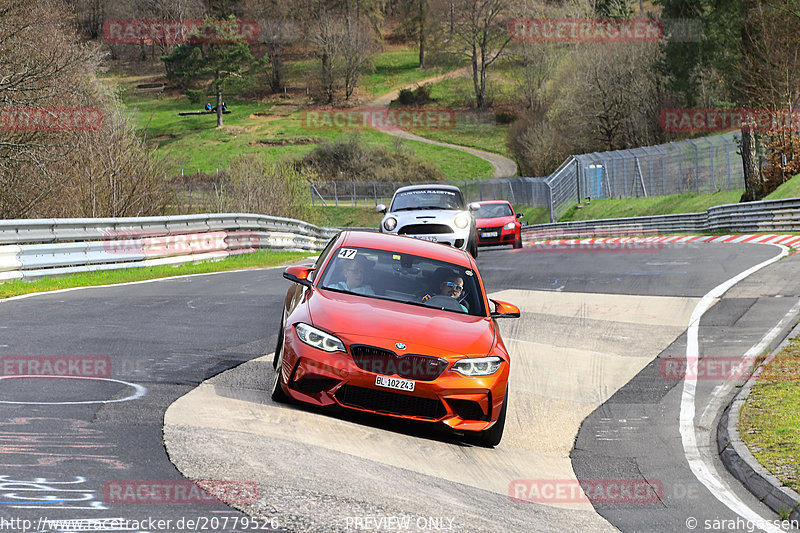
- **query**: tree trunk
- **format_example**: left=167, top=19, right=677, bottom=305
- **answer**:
left=471, top=43, right=481, bottom=108
left=741, top=121, right=761, bottom=200
left=216, top=84, right=223, bottom=128
left=268, top=44, right=283, bottom=93
left=418, top=0, right=425, bottom=68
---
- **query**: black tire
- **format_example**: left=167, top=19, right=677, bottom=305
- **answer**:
left=272, top=316, right=284, bottom=369
left=513, top=238, right=522, bottom=249
left=468, top=237, right=479, bottom=259
left=473, top=387, right=508, bottom=447
left=271, top=328, right=290, bottom=403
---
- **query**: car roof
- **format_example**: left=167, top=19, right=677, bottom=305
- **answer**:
left=476, top=200, right=512, bottom=205
left=337, top=230, right=473, bottom=267
left=393, top=184, right=463, bottom=194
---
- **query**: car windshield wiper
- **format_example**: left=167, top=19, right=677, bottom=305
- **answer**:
left=321, top=286, right=368, bottom=298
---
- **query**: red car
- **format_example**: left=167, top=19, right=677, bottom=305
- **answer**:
left=272, top=230, right=520, bottom=446
left=474, top=200, right=524, bottom=249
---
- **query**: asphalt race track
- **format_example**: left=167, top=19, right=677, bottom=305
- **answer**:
left=1, top=241, right=799, bottom=532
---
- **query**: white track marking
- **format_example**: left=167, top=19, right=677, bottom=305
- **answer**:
left=680, top=243, right=789, bottom=533
left=0, top=375, right=146, bottom=405
left=698, top=299, right=800, bottom=427
left=0, top=264, right=296, bottom=304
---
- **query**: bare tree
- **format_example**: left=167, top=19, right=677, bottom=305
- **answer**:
left=739, top=0, right=800, bottom=199
left=259, top=15, right=300, bottom=93
left=548, top=42, right=664, bottom=151
left=0, top=0, right=172, bottom=218
left=445, top=0, right=512, bottom=108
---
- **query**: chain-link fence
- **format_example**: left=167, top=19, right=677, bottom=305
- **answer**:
left=310, top=178, right=551, bottom=208
left=307, top=132, right=745, bottom=222
left=548, top=132, right=744, bottom=222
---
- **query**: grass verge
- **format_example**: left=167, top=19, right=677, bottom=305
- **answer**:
left=765, top=173, right=800, bottom=200
left=0, top=250, right=310, bottom=299
left=739, top=336, right=800, bottom=493
left=559, top=190, right=745, bottom=222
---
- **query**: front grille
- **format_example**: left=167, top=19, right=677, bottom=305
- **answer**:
left=447, top=398, right=489, bottom=421
left=350, top=345, right=448, bottom=381
left=336, top=385, right=446, bottom=419
left=398, top=224, right=452, bottom=235
left=479, top=226, right=503, bottom=243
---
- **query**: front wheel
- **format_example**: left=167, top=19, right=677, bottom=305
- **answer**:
left=472, top=387, right=507, bottom=447
left=270, top=329, right=290, bottom=403
left=468, top=237, right=479, bottom=259
left=513, top=238, right=522, bottom=249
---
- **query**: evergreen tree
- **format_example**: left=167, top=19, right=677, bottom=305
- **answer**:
left=162, top=16, right=254, bottom=127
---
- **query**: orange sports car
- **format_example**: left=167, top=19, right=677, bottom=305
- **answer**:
left=272, top=230, right=520, bottom=446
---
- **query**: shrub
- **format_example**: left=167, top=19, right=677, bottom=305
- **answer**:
left=297, top=135, right=444, bottom=183
left=214, top=155, right=316, bottom=222
left=392, top=84, right=435, bottom=107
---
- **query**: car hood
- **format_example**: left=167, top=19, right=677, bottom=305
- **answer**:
left=476, top=216, right=515, bottom=229
left=309, top=290, right=496, bottom=358
left=390, top=209, right=468, bottom=227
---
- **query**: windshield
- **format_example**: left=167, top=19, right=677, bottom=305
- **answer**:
left=390, top=189, right=465, bottom=211
left=475, top=203, right=513, bottom=218
left=317, top=246, right=486, bottom=316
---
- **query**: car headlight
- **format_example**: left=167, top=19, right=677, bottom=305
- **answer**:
left=295, top=323, right=345, bottom=353
left=452, top=356, right=503, bottom=376
left=454, top=213, right=470, bottom=229
left=503, top=222, right=516, bottom=230
left=383, top=217, right=397, bottom=231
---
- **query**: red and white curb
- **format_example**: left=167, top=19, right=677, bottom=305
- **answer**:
left=524, top=234, right=800, bottom=249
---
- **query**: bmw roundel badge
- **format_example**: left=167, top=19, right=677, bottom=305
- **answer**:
left=395, top=342, right=406, bottom=350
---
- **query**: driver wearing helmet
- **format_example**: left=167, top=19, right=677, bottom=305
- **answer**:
left=421, top=271, right=468, bottom=312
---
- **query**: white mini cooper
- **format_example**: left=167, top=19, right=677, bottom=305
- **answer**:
left=376, top=185, right=479, bottom=258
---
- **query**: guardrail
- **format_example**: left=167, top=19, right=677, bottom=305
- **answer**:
left=0, top=214, right=339, bottom=281
left=522, top=197, right=800, bottom=240
left=3, top=197, right=800, bottom=281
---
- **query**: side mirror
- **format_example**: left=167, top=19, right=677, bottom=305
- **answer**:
left=376, top=204, right=387, bottom=214
left=490, top=299, right=520, bottom=319
left=468, top=202, right=481, bottom=211
left=516, top=212, right=524, bottom=219
left=283, top=265, right=314, bottom=288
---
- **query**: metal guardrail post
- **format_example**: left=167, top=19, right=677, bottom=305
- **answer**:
left=686, top=138, right=700, bottom=193
left=670, top=141, right=684, bottom=194
left=721, top=135, right=732, bottom=190
left=704, top=137, right=715, bottom=190
left=653, top=145, right=667, bottom=196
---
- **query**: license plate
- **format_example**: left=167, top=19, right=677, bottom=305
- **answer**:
left=412, top=235, right=438, bottom=242
left=375, top=375, right=415, bottom=392
left=482, top=231, right=498, bottom=238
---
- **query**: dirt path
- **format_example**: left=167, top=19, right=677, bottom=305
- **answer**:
left=367, top=67, right=518, bottom=179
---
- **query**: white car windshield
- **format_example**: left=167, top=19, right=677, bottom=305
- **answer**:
left=318, top=246, right=486, bottom=316
left=390, top=189, right=465, bottom=211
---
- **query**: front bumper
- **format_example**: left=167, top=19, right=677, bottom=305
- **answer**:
left=279, top=333, right=508, bottom=432
left=476, top=226, right=519, bottom=246
left=386, top=229, right=470, bottom=251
